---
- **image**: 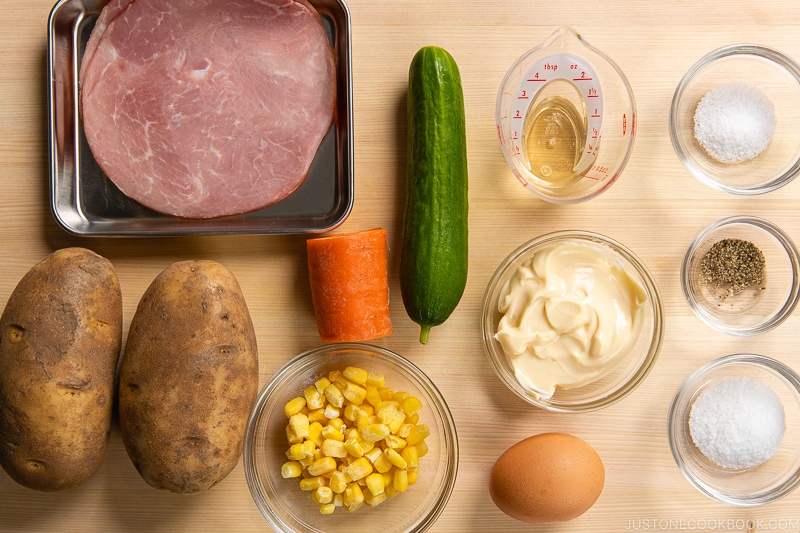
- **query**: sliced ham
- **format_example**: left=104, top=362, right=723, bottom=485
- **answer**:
left=80, top=0, right=335, bottom=219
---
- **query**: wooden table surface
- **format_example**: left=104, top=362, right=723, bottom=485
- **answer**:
left=3, top=0, right=800, bottom=531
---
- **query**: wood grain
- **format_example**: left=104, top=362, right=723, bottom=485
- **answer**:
left=2, top=1, right=800, bottom=531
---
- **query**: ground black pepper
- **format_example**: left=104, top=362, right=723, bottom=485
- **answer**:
left=700, top=238, right=765, bottom=301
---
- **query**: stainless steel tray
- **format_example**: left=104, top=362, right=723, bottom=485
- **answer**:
left=47, top=0, right=353, bottom=236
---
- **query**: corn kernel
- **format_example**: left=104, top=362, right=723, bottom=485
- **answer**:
left=385, top=483, right=398, bottom=499
left=373, top=453, right=393, bottom=474
left=365, top=472, right=385, bottom=496
left=381, top=470, right=394, bottom=488
left=334, top=493, right=343, bottom=507
left=414, top=440, right=428, bottom=458
left=359, top=403, right=375, bottom=417
left=299, top=476, right=326, bottom=491
left=393, top=469, right=408, bottom=493
left=407, top=467, right=418, bottom=486
left=361, top=423, right=390, bottom=442
left=384, top=434, right=407, bottom=449
left=321, top=439, right=347, bottom=458
left=343, top=366, right=369, bottom=385
left=345, top=427, right=360, bottom=440
left=281, top=461, right=303, bottom=478
left=365, top=385, right=382, bottom=408
left=286, top=424, right=302, bottom=445
left=405, top=413, right=419, bottom=426
left=307, top=422, right=324, bottom=446
left=343, top=403, right=361, bottom=422
left=315, top=377, right=331, bottom=394
left=377, top=401, right=405, bottom=433
left=356, top=410, right=371, bottom=431
left=321, top=424, right=344, bottom=442
left=343, top=438, right=365, bottom=458
left=364, top=490, right=388, bottom=507
left=328, top=417, right=345, bottom=431
left=298, top=455, right=314, bottom=468
left=398, top=423, right=414, bottom=439
left=308, top=456, right=337, bottom=477
left=308, top=408, right=327, bottom=425
left=392, top=391, right=409, bottom=403
left=334, top=377, right=351, bottom=395
left=384, top=447, right=407, bottom=470
left=328, top=370, right=342, bottom=383
left=302, top=440, right=315, bottom=457
left=345, top=457, right=373, bottom=481
left=343, top=381, right=367, bottom=405
left=286, top=443, right=306, bottom=461
left=329, top=470, right=348, bottom=493
left=289, top=413, right=310, bottom=439
left=312, top=486, right=333, bottom=504
left=401, top=445, right=419, bottom=469
left=406, top=424, right=430, bottom=445
left=401, top=395, right=422, bottom=416
left=318, top=502, right=336, bottom=515
left=377, top=387, right=394, bottom=401
left=324, top=384, right=345, bottom=408
left=363, top=447, right=383, bottom=464
left=303, top=386, right=324, bottom=410
left=343, top=482, right=364, bottom=507
left=323, top=405, right=340, bottom=420
left=284, top=396, right=307, bottom=417
left=366, top=372, right=386, bottom=388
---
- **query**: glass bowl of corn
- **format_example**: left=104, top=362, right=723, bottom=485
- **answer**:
left=481, top=231, right=664, bottom=412
left=243, top=343, right=459, bottom=533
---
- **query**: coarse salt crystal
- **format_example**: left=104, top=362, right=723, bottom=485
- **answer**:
left=689, top=376, right=785, bottom=470
left=693, top=81, right=776, bottom=164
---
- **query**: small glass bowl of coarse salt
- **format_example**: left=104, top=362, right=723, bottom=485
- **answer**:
left=668, top=354, right=800, bottom=506
left=670, top=44, right=800, bottom=194
left=681, top=216, right=800, bottom=336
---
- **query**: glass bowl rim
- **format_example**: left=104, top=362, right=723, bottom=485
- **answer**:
left=667, top=353, right=800, bottom=506
left=481, top=229, right=665, bottom=413
left=243, top=342, right=460, bottom=533
left=669, top=43, right=800, bottom=195
left=680, top=215, right=800, bottom=336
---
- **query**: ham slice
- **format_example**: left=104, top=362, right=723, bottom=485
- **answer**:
left=80, top=0, right=335, bottom=219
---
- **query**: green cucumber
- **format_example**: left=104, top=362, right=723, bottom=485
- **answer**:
left=400, top=46, right=468, bottom=345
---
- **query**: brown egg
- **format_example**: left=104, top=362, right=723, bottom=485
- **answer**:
left=489, top=432, right=604, bottom=524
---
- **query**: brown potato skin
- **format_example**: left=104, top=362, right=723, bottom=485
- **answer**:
left=120, top=260, right=259, bottom=494
left=0, top=248, right=122, bottom=491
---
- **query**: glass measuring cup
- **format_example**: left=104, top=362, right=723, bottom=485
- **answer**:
left=496, top=27, right=636, bottom=204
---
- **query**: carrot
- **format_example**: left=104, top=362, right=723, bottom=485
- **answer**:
left=306, top=228, right=393, bottom=342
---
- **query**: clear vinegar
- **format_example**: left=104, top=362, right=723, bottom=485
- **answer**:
left=523, top=94, right=587, bottom=186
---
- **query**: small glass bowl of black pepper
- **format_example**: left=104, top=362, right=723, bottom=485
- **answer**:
left=668, top=354, right=800, bottom=506
left=670, top=44, right=800, bottom=194
left=681, top=216, right=800, bottom=335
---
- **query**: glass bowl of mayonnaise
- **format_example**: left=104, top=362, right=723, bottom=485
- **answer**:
left=481, top=231, right=664, bottom=412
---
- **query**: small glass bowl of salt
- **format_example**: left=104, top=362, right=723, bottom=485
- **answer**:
left=670, top=44, right=800, bottom=194
left=668, top=354, right=800, bottom=506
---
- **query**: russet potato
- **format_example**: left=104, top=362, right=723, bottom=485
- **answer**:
left=0, top=248, right=122, bottom=491
left=119, top=260, right=259, bottom=494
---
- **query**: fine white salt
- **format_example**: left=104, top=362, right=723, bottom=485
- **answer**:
left=693, top=81, right=776, bottom=164
left=689, top=376, right=785, bottom=470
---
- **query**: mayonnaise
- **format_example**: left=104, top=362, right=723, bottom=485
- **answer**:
left=494, top=242, right=647, bottom=399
